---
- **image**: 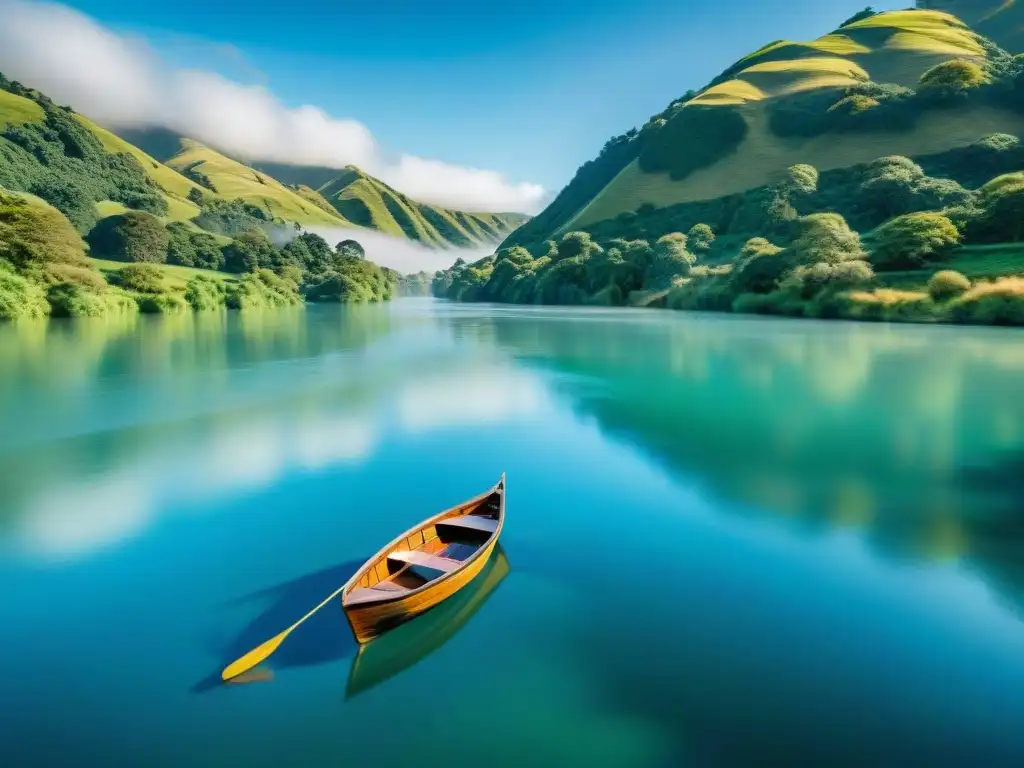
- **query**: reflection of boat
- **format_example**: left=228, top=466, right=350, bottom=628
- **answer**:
left=345, top=546, right=510, bottom=699
left=342, top=474, right=506, bottom=643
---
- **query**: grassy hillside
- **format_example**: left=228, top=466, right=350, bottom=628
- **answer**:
left=120, top=129, right=529, bottom=248
left=509, top=8, right=1024, bottom=249
left=920, top=1, right=1024, bottom=52
left=163, top=139, right=349, bottom=227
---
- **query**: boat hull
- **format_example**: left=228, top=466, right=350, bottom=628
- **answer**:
left=343, top=535, right=499, bottom=643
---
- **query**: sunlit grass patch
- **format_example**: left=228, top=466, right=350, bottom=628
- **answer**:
left=0, top=90, right=44, bottom=127
left=689, top=80, right=766, bottom=106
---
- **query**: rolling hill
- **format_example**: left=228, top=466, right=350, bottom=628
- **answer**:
left=502, top=8, right=1024, bottom=250
left=117, top=128, right=529, bottom=249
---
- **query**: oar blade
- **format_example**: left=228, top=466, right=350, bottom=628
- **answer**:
left=221, top=631, right=288, bottom=682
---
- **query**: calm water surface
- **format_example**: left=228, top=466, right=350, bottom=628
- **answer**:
left=2, top=299, right=1024, bottom=767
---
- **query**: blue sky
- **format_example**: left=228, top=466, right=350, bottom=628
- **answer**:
left=16, top=0, right=903, bottom=206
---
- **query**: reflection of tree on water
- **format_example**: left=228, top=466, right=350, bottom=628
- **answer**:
left=442, top=309, right=1024, bottom=613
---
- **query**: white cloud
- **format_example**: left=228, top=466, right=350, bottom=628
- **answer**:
left=0, top=0, right=547, bottom=215
left=302, top=225, right=495, bottom=272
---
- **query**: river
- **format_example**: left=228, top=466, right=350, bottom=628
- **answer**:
left=1, top=299, right=1023, bottom=767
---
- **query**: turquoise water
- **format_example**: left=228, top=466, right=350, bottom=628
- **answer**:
left=2, top=300, right=1024, bottom=766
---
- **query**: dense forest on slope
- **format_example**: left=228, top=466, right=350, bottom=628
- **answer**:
left=0, top=74, right=397, bottom=320
left=437, top=8, right=1024, bottom=326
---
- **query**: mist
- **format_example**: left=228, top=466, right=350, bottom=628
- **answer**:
left=301, top=226, right=495, bottom=275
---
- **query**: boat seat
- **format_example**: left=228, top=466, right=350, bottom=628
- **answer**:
left=346, top=583, right=409, bottom=604
left=387, top=550, right=460, bottom=573
left=437, top=515, right=499, bottom=534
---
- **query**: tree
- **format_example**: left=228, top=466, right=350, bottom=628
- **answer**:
left=974, top=174, right=1024, bottom=242
left=788, top=213, right=864, bottom=265
left=335, top=238, right=365, bottom=260
left=687, top=223, right=715, bottom=253
left=645, top=232, right=695, bottom=289
left=222, top=229, right=275, bottom=273
left=869, top=212, right=960, bottom=269
left=858, top=156, right=925, bottom=220
left=730, top=237, right=788, bottom=295
left=554, top=231, right=602, bottom=262
left=782, top=260, right=875, bottom=299
left=840, top=6, right=876, bottom=27
left=86, top=211, right=168, bottom=263
left=114, top=264, right=163, bottom=293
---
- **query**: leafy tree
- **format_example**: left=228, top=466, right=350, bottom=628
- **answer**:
left=222, top=229, right=275, bottom=273
left=788, top=213, right=864, bottom=265
left=644, top=232, right=695, bottom=289
left=839, top=6, right=876, bottom=27
left=187, top=188, right=206, bottom=205
left=554, top=231, right=603, bottom=262
left=973, top=173, right=1024, bottom=241
left=730, top=237, right=788, bottom=294
left=687, top=223, right=715, bottom=253
left=87, top=211, right=168, bottom=263
left=27, top=174, right=98, bottom=233
left=335, top=239, right=365, bottom=260
left=870, top=212, right=960, bottom=269
left=781, top=260, right=875, bottom=299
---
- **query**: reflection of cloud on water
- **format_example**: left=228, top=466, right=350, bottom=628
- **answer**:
left=16, top=412, right=380, bottom=561
left=397, top=366, right=549, bottom=432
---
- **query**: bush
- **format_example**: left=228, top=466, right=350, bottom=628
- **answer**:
left=840, top=6, right=876, bottom=26
left=136, top=292, right=189, bottom=314
left=918, top=59, right=987, bottom=104
left=949, top=277, right=1024, bottom=325
left=0, top=260, right=49, bottom=319
left=768, top=82, right=916, bottom=138
left=730, top=237, right=788, bottom=294
left=782, top=259, right=875, bottom=299
left=687, top=223, right=715, bottom=253
left=870, top=212, right=960, bottom=269
left=0, top=191, right=88, bottom=269
left=972, top=173, right=1024, bottom=242
left=928, top=270, right=971, bottom=301
left=87, top=211, right=168, bottom=263
left=114, top=263, right=163, bottom=293
left=226, top=268, right=303, bottom=309
left=185, top=276, right=227, bottom=311
left=789, top=213, right=864, bottom=265
left=46, top=281, right=136, bottom=317
left=639, top=105, right=748, bottom=180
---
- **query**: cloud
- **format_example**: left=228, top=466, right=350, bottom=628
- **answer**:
left=0, top=0, right=548, bottom=215
left=302, top=225, right=495, bottom=272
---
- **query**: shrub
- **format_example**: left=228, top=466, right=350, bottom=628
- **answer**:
left=184, top=276, right=227, bottom=311
left=782, top=259, right=875, bottom=298
left=87, top=211, right=168, bottom=263
left=789, top=213, right=864, bottom=265
left=973, top=173, right=1024, bottom=242
left=0, top=191, right=88, bottom=269
left=638, top=105, right=748, bottom=180
left=687, top=223, right=715, bottom=253
left=870, top=212, right=960, bottom=269
left=226, top=268, right=303, bottom=309
left=114, top=263, right=163, bottom=293
left=335, top=239, right=365, bottom=259
left=0, top=260, right=49, bottom=319
left=918, top=59, right=987, bottom=104
left=554, top=231, right=603, bottom=262
left=928, top=270, right=971, bottom=301
left=840, top=6, right=876, bottom=26
left=46, top=282, right=136, bottom=317
left=730, top=238, right=788, bottom=294
left=950, top=277, right=1024, bottom=325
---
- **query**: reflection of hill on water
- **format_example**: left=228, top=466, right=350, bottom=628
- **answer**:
left=443, top=310, right=1024, bottom=615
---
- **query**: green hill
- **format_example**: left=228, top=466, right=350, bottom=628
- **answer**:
left=118, top=129, right=529, bottom=248
left=502, top=8, right=1024, bottom=250
left=918, top=1, right=1024, bottom=53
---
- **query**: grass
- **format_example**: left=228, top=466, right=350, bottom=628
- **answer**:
left=89, top=257, right=232, bottom=292
left=166, top=140, right=348, bottom=227
left=0, top=90, right=44, bottom=127
left=689, top=80, right=766, bottom=106
left=878, top=242, right=1024, bottom=287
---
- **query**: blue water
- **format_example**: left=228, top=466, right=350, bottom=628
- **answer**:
left=2, top=300, right=1024, bottom=767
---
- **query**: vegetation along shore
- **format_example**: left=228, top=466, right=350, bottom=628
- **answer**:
left=433, top=8, right=1024, bottom=326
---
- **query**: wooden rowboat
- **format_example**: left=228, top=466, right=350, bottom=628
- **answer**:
left=345, top=545, right=509, bottom=699
left=342, top=473, right=506, bottom=643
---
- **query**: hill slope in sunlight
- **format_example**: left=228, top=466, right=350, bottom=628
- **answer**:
left=502, top=8, right=1024, bottom=249
left=118, top=129, right=529, bottom=249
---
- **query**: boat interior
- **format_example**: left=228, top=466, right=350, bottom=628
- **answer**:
left=344, top=490, right=501, bottom=605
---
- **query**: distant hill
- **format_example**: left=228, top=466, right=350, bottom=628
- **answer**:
left=118, top=128, right=529, bottom=249
left=503, top=8, right=1024, bottom=250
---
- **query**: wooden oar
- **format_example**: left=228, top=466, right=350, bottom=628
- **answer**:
left=221, top=584, right=348, bottom=681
